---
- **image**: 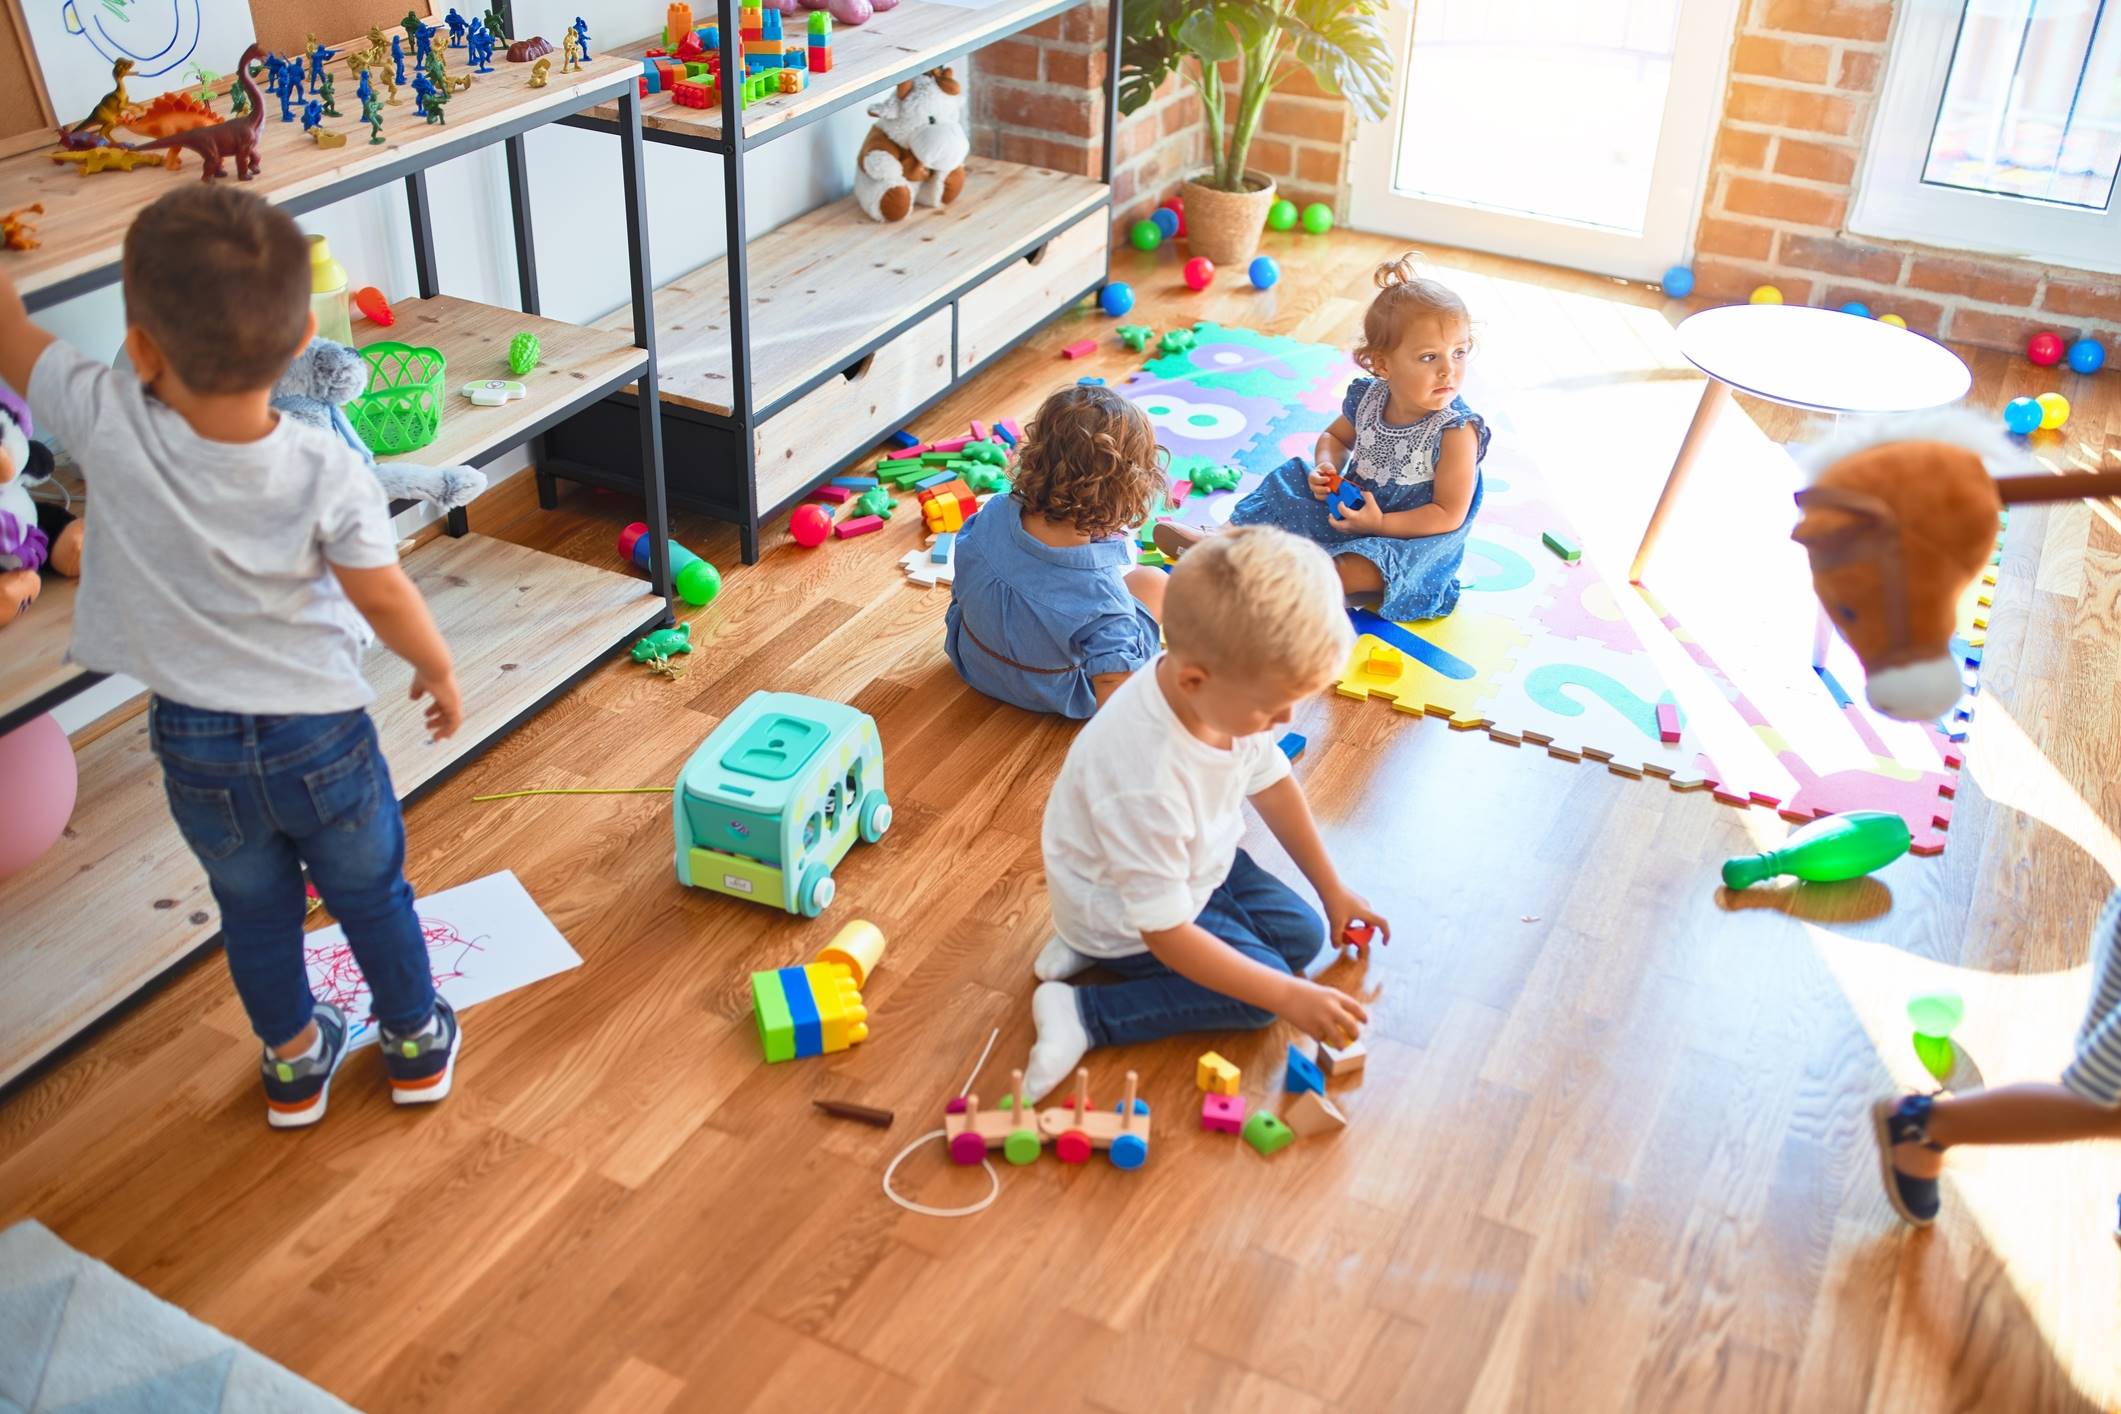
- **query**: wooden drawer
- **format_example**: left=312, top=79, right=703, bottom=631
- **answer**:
left=753, top=306, right=954, bottom=514
left=956, top=214, right=1109, bottom=374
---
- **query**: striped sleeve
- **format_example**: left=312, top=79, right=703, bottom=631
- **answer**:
left=2061, top=889, right=2121, bottom=1107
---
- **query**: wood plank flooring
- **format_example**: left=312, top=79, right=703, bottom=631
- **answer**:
left=4, top=232, right=2118, bottom=1413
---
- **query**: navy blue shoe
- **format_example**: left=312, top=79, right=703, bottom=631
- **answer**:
left=381, top=997, right=461, bottom=1106
left=263, top=1002, right=349, bottom=1130
left=1871, top=1094, right=1943, bottom=1227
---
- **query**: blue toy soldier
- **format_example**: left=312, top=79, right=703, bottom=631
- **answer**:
left=270, top=60, right=297, bottom=122
left=356, top=69, right=374, bottom=108
left=415, top=23, right=435, bottom=65
left=300, top=97, right=322, bottom=132
left=445, top=7, right=467, bottom=47
left=391, top=35, right=407, bottom=86
left=308, top=40, right=334, bottom=85
left=468, top=21, right=494, bottom=72
left=411, top=71, right=434, bottom=117
left=573, top=15, right=591, bottom=59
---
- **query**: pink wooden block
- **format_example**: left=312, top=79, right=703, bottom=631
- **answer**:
left=930, top=435, right=972, bottom=454
left=810, top=485, right=853, bottom=504
left=1062, top=340, right=1096, bottom=359
left=1170, top=479, right=1193, bottom=501
left=835, top=515, right=884, bottom=539
left=998, top=419, right=1023, bottom=443
left=1656, top=703, right=1680, bottom=743
left=969, top=420, right=987, bottom=441
left=881, top=446, right=928, bottom=462
left=1201, top=1093, right=1247, bottom=1134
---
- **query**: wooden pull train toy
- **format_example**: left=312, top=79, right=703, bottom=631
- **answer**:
left=945, top=1067, right=1150, bottom=1170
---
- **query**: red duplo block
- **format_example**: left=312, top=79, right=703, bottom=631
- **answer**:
left=673, top=79, right=712, bottom=108
left=1062, top=340, right=1097, bottom=359
left=835, top=515, right=884, bottom=538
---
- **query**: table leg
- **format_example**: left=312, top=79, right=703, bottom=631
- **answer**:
left=1629, top=379, right=1731, bottom=584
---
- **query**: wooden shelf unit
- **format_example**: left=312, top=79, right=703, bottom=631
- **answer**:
left=543, top=0, right=1122, bottom=563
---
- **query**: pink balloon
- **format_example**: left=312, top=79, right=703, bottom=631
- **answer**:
left=0, top=713, right=76, bottom=881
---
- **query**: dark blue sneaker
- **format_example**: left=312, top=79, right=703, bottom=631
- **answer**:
left=1871, top=1094, right=1943, bottom=1227
left=263, top=1002, right=349, bottom=1130
left=381, top=997, right=461, bottom=1106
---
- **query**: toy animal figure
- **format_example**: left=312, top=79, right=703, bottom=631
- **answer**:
left=125, top=44, right=266, bottom=181
left=272, top=339, right=487, bottom=508
left=0, top=388, right=73, bottom=633
left=529, top=57, right=550, bottom=87
left=854, top=67, right=968, bottom=222
left=2, top=206, right=41, bottom=251
left=1794, top=413, right=2121, bottom=720
left=120, top=91, right=221, bottom=169
left=64, top=58, right=136, bottom=146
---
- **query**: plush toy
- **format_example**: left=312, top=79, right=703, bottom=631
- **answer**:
left=0, top=384, right=72, bottom=632
left=855, top=67, right=968, bottom=223
left=273, top=338, right=486, bottom=508
left=1794, top=412, right=2121, bottom=721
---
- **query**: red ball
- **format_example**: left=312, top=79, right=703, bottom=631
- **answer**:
left=2027, top=331, right=2066, bottom=367
left=1183, top=256, right=1215, bottom=292
left=1160, top=199, right=1186, bottom=237
left=789, top=503, right=832, bottom=548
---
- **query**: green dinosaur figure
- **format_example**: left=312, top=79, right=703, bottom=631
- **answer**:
left=1190, top=464, right=1241, bottom=493
left=1116, top=324, right=1154, bottom=353
left=854, top=486, right=895, bottom=519
left=630, top=622, right=693, bottom=664
left=959, top=440, right=1008, bottom=467
left=1158, top=328, right=1197, bottom=356
left=963, top=465, right=1011, bottom=495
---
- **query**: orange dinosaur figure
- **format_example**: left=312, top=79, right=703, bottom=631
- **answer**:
left=2, top=205, right=40, bottom=251
left=124, top=44, right=267, bottom=182
left=120, top=92, right=221, bottom=169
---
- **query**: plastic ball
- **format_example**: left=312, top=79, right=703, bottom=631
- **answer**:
left=1183, top=256, right=1215, bottom=291
left=1162, top=199, right=1186, bottom=237
left=2068, top=337, right=2106, bottom=374
left=1267, top=198, right=1298, bottom=231
left=1879, top=313, right=1907, bottom=328
left=947, top=1131, right=987, bottom=1166
left=1661, top=265, right=1694, bottom=298
left=1907, top=990, right=1965, bottom=1038
left=1109, top=1132, right=1148, bottom=1169
left=789, top=502, right=832, bottom=547
left=1749, top=285, right=1783, bottom=305
left=2037, top=391, right=2071, bottom=429
left=0, top=714, right=76, bottom=882
left=1149, top=207, right=1179, bottom=240
left=2002, top=396, right=2043, bottom=434
left=2027, top=331, right=2066, bottom=366
left=1300, top=202, right=1334, bottom=235
left=1003, top=1127, right=1042, bottom=1166
left=1128, top=219, right=1161, bottom=252
left=1098, top=282, right=1135, bottom=317
left=1840, top=301, right=1872, bottom=318
left=1247, top=256, right=1279, bottom=289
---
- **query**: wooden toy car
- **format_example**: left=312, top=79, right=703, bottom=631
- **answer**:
left=673, top=690, right=890, bottom=916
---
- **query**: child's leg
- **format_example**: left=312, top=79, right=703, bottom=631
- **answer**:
left=1123, top=564, right=1167, bottom=621
left=1332, top=553, right=1385, bottom=602
left=1214, top=849, right=1329, bottom=975
left=1925, top=1084, right=2121, bottom=1152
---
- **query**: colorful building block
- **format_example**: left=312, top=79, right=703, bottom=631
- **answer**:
left=810, top=484, right=852, bottom=504
left=808, top=43, right=831, bottom=71
left=1283, top=1090, right=1346, bottom=1138
left=888, top=429, right=920, bottom=449
left=672, top=79, right=713, bottom=108
left=1317, top=1039, right=1365, bottom=1077
left=997, top=418, right=1022, bottom=445
left=832, top=475, right=879, bottom=489
left=641, top=60, right=663, bottom=93
left=1242, top=1110, right=1294, bottom=1156
left=835, top=514, right=883, bottom=538
left=1196, top=1050, right=1240, bottom=1094
left=1656, top=702, right=1680, bottom=743
left=1284, top=1043, right=1324, bottom=1096
left=1542, top=529, right=1582, bottom=563
left=930, top=531, right=955, bottom=564
left=808, top=9, right=831, bottom=34
left=1278, top=732, right=1305, bottom=761
left=751, top=958, right=870, bottom=1062
left=1202, top=1092, right=1247, bottom=1133
left=1361, top=645, right=1402, bottom=680
left=778, top=69, right=802, bottom=93
left=761, top=5, right=782, bottom=39
left=922, top=495, right=964, bottom=535
left=1061, top=339, right=1097, bottom=359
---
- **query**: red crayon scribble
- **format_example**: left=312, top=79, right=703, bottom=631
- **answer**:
left=304, top=914, right=489, bottom=1038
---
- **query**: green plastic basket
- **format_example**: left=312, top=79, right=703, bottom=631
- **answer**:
left=348, top=342, right=446, bottom=456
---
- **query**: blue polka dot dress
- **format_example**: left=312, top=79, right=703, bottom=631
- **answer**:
left=1229, top=377, right=1489, bottom=622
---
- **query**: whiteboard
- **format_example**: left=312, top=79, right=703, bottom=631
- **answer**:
left=21, top=0, right=258, bottom=125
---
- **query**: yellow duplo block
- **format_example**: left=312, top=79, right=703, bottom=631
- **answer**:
left=805, top=962, right=869, bottom=1050
left=815, top=919, right=886, bottom=986
left=1196, top=1050, right=1240, bottom=1095
left=1363, top=645, right=1402, bottom=679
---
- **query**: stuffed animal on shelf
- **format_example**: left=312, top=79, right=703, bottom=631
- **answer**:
left=854, top=67, right=967, bottom=223
left=272, top=339, right=487, bottom=508
left=0, top=385, right=72, bottom=631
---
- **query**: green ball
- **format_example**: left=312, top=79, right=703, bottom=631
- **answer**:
left=1267, top=199, right=1298, bottom=231
left=1129, top=219, right=1162, bottom=252
left=507, top=331, right=542, bottom=376
left=1907, top=991, right=1965, bottom=1038
left=1300, top=202, right=1334, bottom=235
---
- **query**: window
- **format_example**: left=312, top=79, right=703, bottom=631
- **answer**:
left=1853, top=0, right=2121, bottom=272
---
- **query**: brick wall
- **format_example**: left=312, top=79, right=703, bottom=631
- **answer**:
left=969, top=5, right=1354, bottom=223
left=1694, top=0, right=2121, bottom=351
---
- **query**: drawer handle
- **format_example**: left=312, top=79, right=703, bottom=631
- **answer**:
left=838, top=352, right=876, bottom=383
left=1021, top=240, right=1051, bottom=268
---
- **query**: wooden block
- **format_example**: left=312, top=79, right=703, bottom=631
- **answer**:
left=1317, top=1039, right=1365, bottom=1077
left=831, top=475, right=879, bottom=489
left=810, top=485, right=852, bottom=504
left=1061, top=339, right=1097, bottom=359
left=1282, top=1090, right=1346, bottom=1138
left=1241, top=1110, right=1294, bottom=1156
left=1283, top=1043, right=1324, bottom=1095
left=970, top=419, right=987, bottom=441
left=834, top=515, right=883, bottom=539
left=998, top=418, right=1023, bottom=444
left=1541, top=529, right=1581, bottom=562
left=931, top=435, right=973, bottom=454
left=1195, top=1050, right=1240, bottom=1094
left=1656, top=702, right=1680, bottom=743
left=1201, top=1092, right=1246, bottom=1134
left=930, top=531, right=956, bottom=563
left=1170, top=479, right=1193, bottom=501
left=1277, top=732, right=1305, bottom=761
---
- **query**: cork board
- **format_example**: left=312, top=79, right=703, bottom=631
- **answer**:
left=0, top=0, right=55, bottom=154
left=249, top=0, right=432, bottom=59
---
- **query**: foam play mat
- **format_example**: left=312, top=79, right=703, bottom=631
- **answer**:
left=1123, top=322, right=1988, bottom=855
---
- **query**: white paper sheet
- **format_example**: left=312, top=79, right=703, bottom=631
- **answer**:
left=25, top=0, right=260, bottom=126
left=303, top=870, right=581, bottom=1047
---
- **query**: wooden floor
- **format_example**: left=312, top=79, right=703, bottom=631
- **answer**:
left=4, top=232, right=2118, bottom=1413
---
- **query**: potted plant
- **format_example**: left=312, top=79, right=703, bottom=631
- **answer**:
left=1121, top=0, right=1394, bottom=267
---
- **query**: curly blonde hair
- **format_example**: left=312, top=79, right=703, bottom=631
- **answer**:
left=1352, top=252, right=1472, bottom=376
left=1010, top=385, right=1166, bottom=539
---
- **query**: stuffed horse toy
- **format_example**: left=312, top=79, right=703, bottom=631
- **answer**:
left=1794, top=412, right=2121, bottom=721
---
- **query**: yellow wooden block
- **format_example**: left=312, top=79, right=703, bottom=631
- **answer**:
left=1196, top=1050, right=1240, bottom=1095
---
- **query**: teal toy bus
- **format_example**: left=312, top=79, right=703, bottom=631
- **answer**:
left=674, top=691, right=891, bottom=916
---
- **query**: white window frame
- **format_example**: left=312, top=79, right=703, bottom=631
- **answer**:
left=1851, top=0, right=2121, bottom=273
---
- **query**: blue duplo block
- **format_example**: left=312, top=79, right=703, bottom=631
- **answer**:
left=1284, top=1043, right=1324, bottom=1096
left=779, top=966, right=822, bottom=1058
left=1277, top=732, right=1305, bottom=761
left=641, top=62, right=662, bottom=93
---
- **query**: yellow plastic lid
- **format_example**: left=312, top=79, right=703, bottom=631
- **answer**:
left=308, top=234, right=346, bottom=294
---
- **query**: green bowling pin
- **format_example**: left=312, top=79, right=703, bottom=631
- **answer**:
left=1721, top=810, right=1912, bottom=888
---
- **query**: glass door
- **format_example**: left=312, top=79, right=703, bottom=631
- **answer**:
left=1348, top=0, right=1741, bottom=279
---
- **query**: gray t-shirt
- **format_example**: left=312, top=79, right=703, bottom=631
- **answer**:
left=29, top=341, right=399, bottom=715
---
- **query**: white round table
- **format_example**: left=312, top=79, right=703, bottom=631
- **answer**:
left=1629, top=304, right=1973, bottom=581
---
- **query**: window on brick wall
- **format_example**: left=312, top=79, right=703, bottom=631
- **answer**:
left=1853, top=0, right=2121, bottom=272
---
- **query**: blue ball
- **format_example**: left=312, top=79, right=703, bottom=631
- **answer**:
left=1248, top=255, right=1280, bottom=289
left=1098, top=282, right=1135, bottom=317
left=1149, top=207, right=1180, bottom=239
left=1840, top=301, right=1872, bottom=318
left=1661, top=264, right=1695, bottom=298
left=2068, top=337, right=2106, bottom=374
left=2003, top=396, right=2043, bottom=434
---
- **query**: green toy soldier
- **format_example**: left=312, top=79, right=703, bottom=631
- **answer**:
left=318, top=69, right=339, bottom=117
left=363, top=91, right=384, bottom=143
left=401, top=11, right=423, bottom=47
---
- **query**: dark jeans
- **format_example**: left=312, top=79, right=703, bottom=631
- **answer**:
left=1077, top=850, right=1324, bottom=1047
left=150, top=698, right=434, bottom=1047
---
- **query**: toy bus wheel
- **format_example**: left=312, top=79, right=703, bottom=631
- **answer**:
left=799, top=864, right=836, bottom=918
left=860, top=792, right=893, bottom=843
left=948, top=1131, right=987, bottom=1165
left=1003, top=1127, right=1042, bottom=1165
left=1109, top=1133, right=1148, bottom=1169
left=1056, top=1130, right=1092, bottom=1164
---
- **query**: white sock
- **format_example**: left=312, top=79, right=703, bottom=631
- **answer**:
left=1033, top=936, right=1095, bottom=981
left=1022, top=982, right=1091, bottom=1100
left=273, top=1027, right=323, bottom=1063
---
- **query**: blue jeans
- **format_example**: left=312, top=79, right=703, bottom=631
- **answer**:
left=1077, top=850, right=1325, bottom=1047
left=149, top=698, right=434, bottom=1048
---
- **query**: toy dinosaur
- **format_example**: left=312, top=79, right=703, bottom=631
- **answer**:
left=854, top=486, right=895, bottom=518
left=124, top=44, right=267, bottom=182
left=1159, top=328, right=1197, bottom=355
left=64, top=58, right=136, bottom=146
left=118, top=92, right=221, bottom=170
left=1191, top=464, right=1241, bottom=493
left=49, top=146, right=165, bottom=174
left=1116, top=324, right=1155, bottom=353
left=630, top=622, right=693, bottom=664
left=963, top=464, right=1010, bottom=494
left=2, top=205, right=40, bottom=251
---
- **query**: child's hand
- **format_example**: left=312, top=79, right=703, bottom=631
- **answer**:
left=1328, top=488, right=1386, bottom=536
left=1282, top=977, right=1368, bottom=1049
left=413, top=668, right=462, bottom=740
left=1306, top=464, right=1336, bottom=501
left=1322, top=888, right=1391, bottom=951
